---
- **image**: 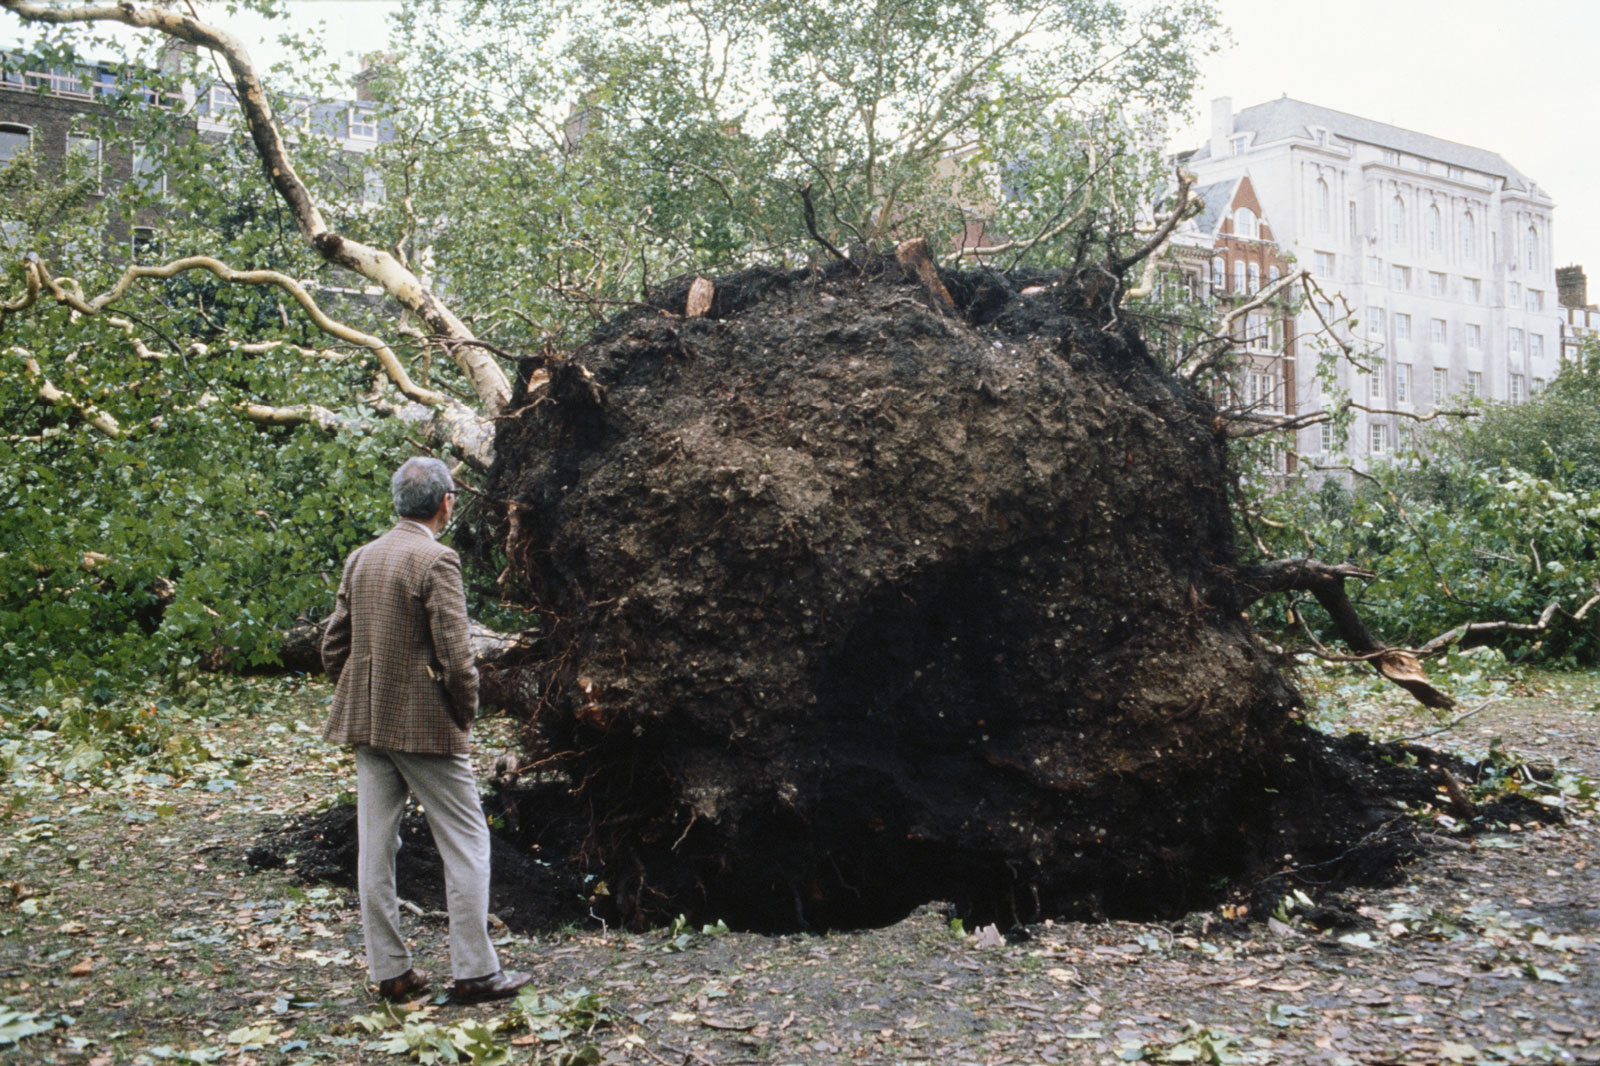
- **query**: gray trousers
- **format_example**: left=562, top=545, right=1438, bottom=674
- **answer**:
left=354, top=745, right=500, bottom=982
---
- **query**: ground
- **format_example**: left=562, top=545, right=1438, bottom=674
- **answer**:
left=2, top=668, right=1598, bottom=1065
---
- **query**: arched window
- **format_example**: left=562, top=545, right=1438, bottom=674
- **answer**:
left=1233, top=260, right=1247, bottom=293
left=1426, top=204, right=1442, bottom=253
left=1248, top=262, right=1261, bottom=293
left=0, top=123, right=31, bottom=166
left=1389, top=195, right=1406, bottom=244
left=1235, top=206, right=1257, bottom=239
left=1316, top=179, right=1330, bottom=232
left=1210, top=256, right=1224, bottom=290
left=1526, top=225, right=1539, bottom=271
left=1461, top=210, right=1475, bottom=260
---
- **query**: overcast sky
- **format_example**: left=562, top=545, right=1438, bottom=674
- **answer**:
left=7, top=0, right=1597, bottom=287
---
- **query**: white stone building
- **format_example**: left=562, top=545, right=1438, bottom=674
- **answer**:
left=1179, top=96, right=1563, bottom=464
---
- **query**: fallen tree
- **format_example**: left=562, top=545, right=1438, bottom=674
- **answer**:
left=459, top=254, right=1443, bottom=928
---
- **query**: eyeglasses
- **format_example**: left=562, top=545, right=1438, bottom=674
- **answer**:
left=445, top=489, right=460, bottom=498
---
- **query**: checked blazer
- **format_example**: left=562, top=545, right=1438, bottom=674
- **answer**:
left=321, top=522, right=479, bottom=755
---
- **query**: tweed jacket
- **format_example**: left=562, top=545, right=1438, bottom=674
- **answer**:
left=321, top=522, right=479, bottom=755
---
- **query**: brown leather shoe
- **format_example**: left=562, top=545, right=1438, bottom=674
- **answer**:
left=452, top=969, right=532, bottom=1004
left=376, top=968, right=431, bottom=1002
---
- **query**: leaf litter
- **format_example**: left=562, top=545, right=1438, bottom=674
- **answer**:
left=0, top=672, right=1597, bottom=1064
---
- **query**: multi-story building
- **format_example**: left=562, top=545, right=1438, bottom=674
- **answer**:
left=2, top=46, right=392, bottom=257
left=1179, top=96, right=1564, bottom=464
left=1162, top=174, right=1297, bottom=465
left=1558, top=264, right=1597, bottom=362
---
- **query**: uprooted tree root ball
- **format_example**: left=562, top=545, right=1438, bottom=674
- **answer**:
left=375, top=253, right=1503, bottom=931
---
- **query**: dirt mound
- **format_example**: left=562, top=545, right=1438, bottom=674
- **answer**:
left=448, top=254, right=1554, bottom=931
left=466, top=256, right=1305, bottom=928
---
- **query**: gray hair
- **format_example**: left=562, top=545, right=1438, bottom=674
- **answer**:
left=392, top=457, right=454, bottom=519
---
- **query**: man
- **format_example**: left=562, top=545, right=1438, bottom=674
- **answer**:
left=322, top=457, right=531, bottom=1004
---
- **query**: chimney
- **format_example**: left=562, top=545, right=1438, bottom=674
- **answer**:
left=355, top=52, right=394, bottom=103
left=1209, top=97, right=1233, bottom=158
left=1557, top=264, right=1588, bottom=308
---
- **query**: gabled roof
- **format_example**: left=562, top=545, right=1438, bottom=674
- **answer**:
left=1191, top=178, right=1240, bottom=237
left=1189, top=97, right=1532, bottom=192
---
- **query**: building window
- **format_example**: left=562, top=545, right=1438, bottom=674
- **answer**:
left=1509, top=327, right=1524, bottom=354
left=1466, top=323, right=1482, bottom=349
left=1319, top=421, right=1335, bottom=454
left=1526, top=288, right=1543, bottom=312
left=1429, top=271, right=1446, bottom=297
left=1509, top=373, right=1525, bottom=403
left=1530, top=333, right=1544, bottom=359
left=1268, top=265, right=1281, bottom=284
left=1348, top=201, right=1359, bottom=242
left=1430, top=318, right=1447, bottom=344
left=1370, top=422, right=1391, bottom=455
left=1433, top=367, right=1448, bottom=400
left=1315, top=180, right=1329, bottom=232
left=1368, top=369, right=1384, bottom=401
left=1233, top=259, right=1247, bottom=293
left=1382, top=149, right=1399, bottom=166
left=1235, top=206, right=1257, bottom=239
left=1399, top=423, right=1416, bottom=450
left=1315, top=251, right=1335, bottom=276
left=1390, top=265, right=1410, bottom=291
left=1247, top=261, right=1260, bottom=293
left=1448, top=166, right=1463, bottom=181
left=1210, top=256, right=1224, bottom=290
left=1466, top=278, right=1481, bottom=302
left=1394, top=313, right=1411, bottom=341
left=1248, top=370, right=1278, bottom=411
left=348, top=105, right=378, bottom=141
left=1526, top=225, right=1539, bottom=272
left=0, top=123, right=31, bottom=166
left=1396, top=363, right=1412, bottom=403
left=1426, top=204, right=1442, bottom=252
left=1533, top=377, right=1547, bottom=395
left=1366, top=306, right=1384, bottom=338
left=132, top=142, right=165, bottom=196
left=1389, top=195, right=1405, bottom=244
left=65, top=134, right=101, bottom=190
left=1467, top=371, right=1484, bottom=398
left=1366, top=256, right=1381, bottom=283
left=131, top=226, right=160, bottom=263
left=1461, top=211, right=1475, bottom=260
left=207, top=83, right=241, bottom=120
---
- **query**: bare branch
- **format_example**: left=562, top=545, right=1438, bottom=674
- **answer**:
left=239, top=402, right=349, bottom=433
left=8, top=345, right=123, bottom=436
left=1417, top=590, right=1600, bottom=657
left=1236, top=557, right=1453, bottom=710
left=1111, top=168, right=1197, bottom=277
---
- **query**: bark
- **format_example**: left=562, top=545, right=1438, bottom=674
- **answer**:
left=1235, top=558, right=1454, bottom=709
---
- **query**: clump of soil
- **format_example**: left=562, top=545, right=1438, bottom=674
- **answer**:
left=470, top=255, right=1305, bottom=929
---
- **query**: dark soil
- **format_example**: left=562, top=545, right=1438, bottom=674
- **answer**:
left=471, top=257, right=1317, bottom=928
left=256, top=723, right=1561, bottom=938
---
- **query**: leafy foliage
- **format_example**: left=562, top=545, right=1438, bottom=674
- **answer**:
left=1256, top=362, right=1600, bottom=665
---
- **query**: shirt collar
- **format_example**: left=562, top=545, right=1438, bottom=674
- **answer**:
left=398, top=519, right=437, bottom=541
